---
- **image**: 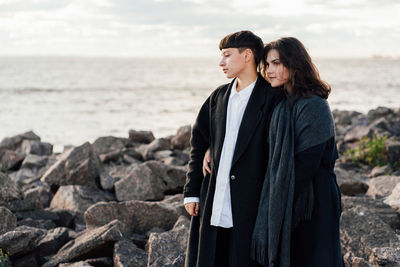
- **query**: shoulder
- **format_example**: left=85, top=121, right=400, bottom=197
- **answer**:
left=294, top=94, right=330, bottom=114
left=208, top=82, right=231, bottom=105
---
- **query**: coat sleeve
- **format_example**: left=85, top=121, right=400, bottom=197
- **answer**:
left=294, top=141, right=326, bottom=200
left=183, top=95, right=211, bottom=198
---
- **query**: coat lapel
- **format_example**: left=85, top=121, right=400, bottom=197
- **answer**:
left=210, top=79, right=234, bottom=172
left=231, top=75, right=268, bottom=167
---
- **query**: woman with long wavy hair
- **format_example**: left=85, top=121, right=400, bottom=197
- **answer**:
left=251, top=37, right=343, bottom=267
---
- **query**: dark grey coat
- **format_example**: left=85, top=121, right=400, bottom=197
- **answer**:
left=183, top=75, right=284, bottom=267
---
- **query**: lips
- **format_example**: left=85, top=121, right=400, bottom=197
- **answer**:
left=222, top=69, right=228, bottom=73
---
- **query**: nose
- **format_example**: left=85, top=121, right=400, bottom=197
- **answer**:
left=219, top=58, right=225, bottom=67
left=266, top=65, right=273, bottom=75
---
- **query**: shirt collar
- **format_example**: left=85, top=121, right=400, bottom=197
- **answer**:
left=230, top=78, right=257, bottom=100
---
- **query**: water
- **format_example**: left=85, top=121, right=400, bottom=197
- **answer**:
left=0, top=56, right=399, bottom=147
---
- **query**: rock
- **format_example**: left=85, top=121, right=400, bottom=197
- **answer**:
left=20, top=154, right=48, bottom=170
left=85, top=257, right=113, bottom=267
left=0, top=150, right=24, bottom=171
left=147, top=216, right=189, bottom=266
left=12, top=253, right=39, bottom=267
left=366, top=175, right=400, bottom=199
left=0, top=225, right=46, bottom=257
left=153, top=150, right=173, bottom=161
left=0, top=131, right=40, bottom=151
left=340, top=200, right=400, bottom=265
left=140, top=138, right=171, bottom=160
left=99, top=150, right=121, bottom=164
left=113, top=240, right=147, bottom=267
left=0, top=172, right=21, bottom=207
left=384, top=182, right=400, bottom=211
left=342, top=196, right=400, bottom=230
left=50, top=185, right=115, bottom=214
left=99, top=170, right=117, bottom=191
left=42, top=220, right=131, bottom=267
left=332, top=110, right=362, bottom=126
left=334, top=167, right=369, bottom=196
left=41, top=142, right=102, bottom=189
left=386, top=141, right=400, bottom=165
left=9, top=168, right=38, bottom=185
left=36, top=227, right=70, bottom=257
left=128, top=130, right=155, bottom=144
left=343, top=125, right=373, bottom=143
left=114, top=161, right=186, bottom=201
left=92, top=136, right=129, bottom=156
left=17, top=218, right=56, bottom=230
left=15, top=209, right=60, bottom=221
left=20, top=140, right=53, bottom=156
left=171, top=125, right=191, bottom=150
left=58, top=262, right=93, bottom=267
left=7, top=186, right=43, bottom=212
left=370, top=165, right=392, bottom=177
left=149, top=255, right=185, bottom=267
left=0, top=207, right=17, bottom=235
left=367, top=106, right=394, bottom=122
left=85, top=194, right=185, bottom=235
left=49, top=208, right=77, bottom=228
left=123, top=147, right=143, bottom=161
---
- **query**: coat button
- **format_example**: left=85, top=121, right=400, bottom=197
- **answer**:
left=230, top=175, right=236, bottom=180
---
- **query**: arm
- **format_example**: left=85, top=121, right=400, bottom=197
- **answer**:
left=183, top=96, right=211, bottom=215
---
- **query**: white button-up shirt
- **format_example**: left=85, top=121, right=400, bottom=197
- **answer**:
left=183, top=78, right=257, bottom=228
left=210, top=78, right=256, bottom=227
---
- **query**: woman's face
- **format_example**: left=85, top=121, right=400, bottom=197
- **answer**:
left=265, top=49, right=290, bottom=87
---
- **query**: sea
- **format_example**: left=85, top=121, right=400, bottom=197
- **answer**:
left=1, top=56, right=399, bottom=150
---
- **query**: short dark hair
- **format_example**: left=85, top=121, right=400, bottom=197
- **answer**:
left=262, top=37, right=331, bottom=99
left=219, top=30, right=264, bottom=66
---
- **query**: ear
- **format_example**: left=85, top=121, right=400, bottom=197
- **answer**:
left=245, top=49, right=253, bottom=62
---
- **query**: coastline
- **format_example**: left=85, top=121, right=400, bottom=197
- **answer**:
left=0, top=106, right=399, bottom=266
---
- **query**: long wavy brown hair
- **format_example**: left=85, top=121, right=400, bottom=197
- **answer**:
left=261, top=37, right=331, bottom=99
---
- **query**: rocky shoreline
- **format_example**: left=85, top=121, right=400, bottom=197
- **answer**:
left=0, top=107, right=399, bottom=267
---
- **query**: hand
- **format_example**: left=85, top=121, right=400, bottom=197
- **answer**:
left=202, top=148, right=211, bottom=177
left=185, top=202, right=199, bottom=216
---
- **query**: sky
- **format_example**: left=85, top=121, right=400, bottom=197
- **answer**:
left=0, top=0, right=399, bottom=58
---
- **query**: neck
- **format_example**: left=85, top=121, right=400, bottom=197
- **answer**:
left=235, top=69, right=258, bottom=92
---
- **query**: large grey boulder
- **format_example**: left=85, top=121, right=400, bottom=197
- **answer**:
left=146, top=216, right=189, bottom=266
left=342, top=196, right=400, bottom=231
left=113, top=240, right=148, bottom=267
left=0, top=172, right=21, bottom=206
left=36, top=227, right=70, bottom=257
left=384, top=182, right=400, bottom=211
left=50, top=185, right=115, bottom=214
left=170, top=125, right=191, bottom=150
left=367, top=106, right=394, bottom=122
left=0, top=206, right=17, bottom=235
left=114, top=161, right=186, bottom=201
left=84, top=194, right=186, bottom=235
left=128, top=130, right=155, bottom=144
left=341, top=197, right=400, bottom=266
left=20, top=140, right=53, bottom=156
left=0, top=149, right=24, bottom=171
left=20, top=154, right=48, bottom=170
left=42, top=220, right=131, bottom=267
left=334, top=167, right=369, bottom=196
left=91, top=136, right=129, bottom=156
left=386, top=141, right=400, bottom=165
left=0, top=225, right=46, bottom=257
left=139, top=138, right=171, bottom=160
left=366, top=175, right=400, bottom=199
left=41, top=142, right=102, bottom=188
left=0, top=131, right=40, bottom=151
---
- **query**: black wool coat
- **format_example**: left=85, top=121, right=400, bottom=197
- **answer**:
left=183, top=75, right=284, bottom=267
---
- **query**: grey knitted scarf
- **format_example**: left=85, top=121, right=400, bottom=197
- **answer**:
left=251, top=95, right=335, bottom=267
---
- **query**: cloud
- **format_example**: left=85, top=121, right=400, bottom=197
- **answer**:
left=0, top=0, right=399, bottom=57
